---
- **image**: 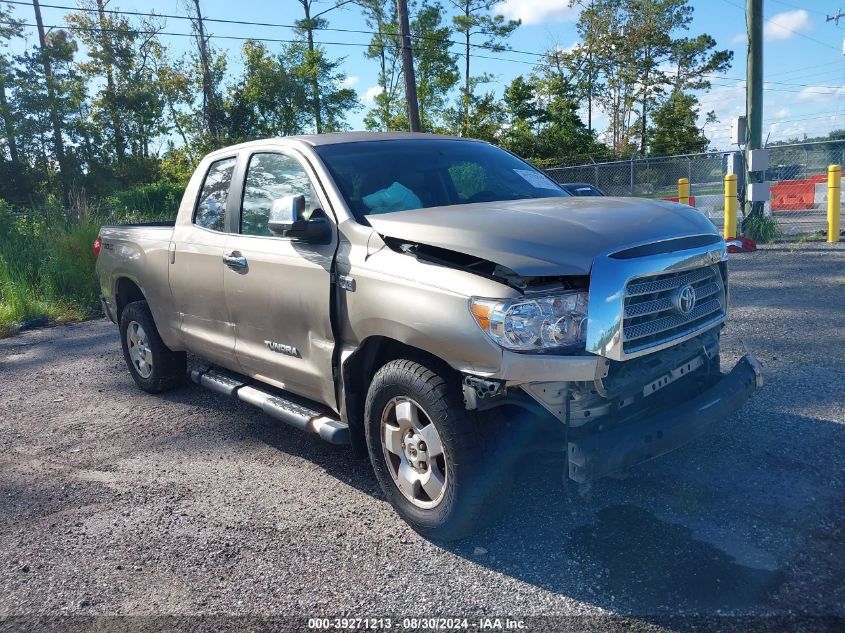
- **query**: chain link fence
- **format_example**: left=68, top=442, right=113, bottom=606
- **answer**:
left=546, top=139, right=845, bottom=238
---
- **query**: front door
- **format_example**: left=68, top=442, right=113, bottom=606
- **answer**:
left=169, top=155, right=238, bottom=366
left=223, top=150, right=337, bottom=408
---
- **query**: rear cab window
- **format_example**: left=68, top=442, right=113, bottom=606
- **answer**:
left=194, top=157, right=236, bottom=231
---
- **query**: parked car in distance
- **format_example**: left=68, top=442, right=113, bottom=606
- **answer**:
left=95, top=132, right=762, bottom=540
left=560, top=182, right=605, bottom=196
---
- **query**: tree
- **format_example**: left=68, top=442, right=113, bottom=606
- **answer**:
left=32, top=0, right=72, bottom=202
left=288, top=39, right=359, bottom=132
left=68, top=3, right=165, bottom=165
left=359, top=0, right=403, bottom=131
left=14, top=27, right=87, bottom=197
left=294, top=0, right=358, bottom=133
left=186, top=0, right=225, bottom=145
left=410, top=1, right=458, bottom=131
left=224, top=40, right=309, bottom=142
left=573, top=0, right=731, bottom=154
left=0, top=2, right=22, bottom=164
left=501, top=75, right=537, bottom=157
left=648, top=88, right=711, bottom=155
left=448, top=0, right=519, bottom=135
left=459, top=91, right=504, bottom=143
left=501, top=68, right=596, bottom=164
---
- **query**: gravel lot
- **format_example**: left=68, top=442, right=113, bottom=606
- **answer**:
left=1, top=242, right=844, bottom=628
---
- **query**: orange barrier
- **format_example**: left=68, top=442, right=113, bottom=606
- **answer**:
left=771, top=181, right=814, bottom=211
left=770, top=174, right=826, bottom=211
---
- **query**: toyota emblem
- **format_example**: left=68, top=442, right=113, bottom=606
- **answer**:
left=674, top=284, right=697, bottom=315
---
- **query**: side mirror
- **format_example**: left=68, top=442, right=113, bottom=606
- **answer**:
left=268, top=194, right=305, bottom=236
left=267, top=194, right=332, bottom=244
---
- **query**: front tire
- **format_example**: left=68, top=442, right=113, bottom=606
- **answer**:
left=119, top=300, right=186, bottom=393
left=364, top=358, right=501, bottom=541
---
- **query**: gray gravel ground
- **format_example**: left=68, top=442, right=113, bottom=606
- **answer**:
left=1, top=242, right=844, bottom=629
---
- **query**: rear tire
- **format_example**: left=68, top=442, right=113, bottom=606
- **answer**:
left=364, top=358, right=506, bottom=541
left=119, top=300, right=186, bottom=393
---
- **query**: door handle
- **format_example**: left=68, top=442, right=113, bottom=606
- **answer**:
left=223, top=252, right=248, bottom=269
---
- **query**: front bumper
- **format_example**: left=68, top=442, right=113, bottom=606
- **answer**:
left=567, top=354, right=763, bottom=483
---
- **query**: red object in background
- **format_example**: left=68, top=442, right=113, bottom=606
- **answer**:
left=726, top=236, right=757, bottom=253
left=661, top=196, right=696, bottom=207
left=93, top=236, right=102, bottom=257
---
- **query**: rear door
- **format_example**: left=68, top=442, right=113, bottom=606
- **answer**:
left=223, top=148, right=338, bottom=408
left=169, top=155, right=239, bottom=366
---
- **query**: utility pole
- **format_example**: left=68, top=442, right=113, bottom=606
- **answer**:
left=396, top=0, right=421, bottom=132
left=298, top=1, right=323, bottom=134
left=190, top=0, right=221, bottom=144
left=745, top=0, right=763, bottom=220
left=32, top=0, right=69, bottom=205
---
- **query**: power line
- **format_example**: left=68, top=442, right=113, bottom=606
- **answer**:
left=705, top=78, right=845, bottom=96
left=703, top=73, right=845, bottom=90
left=769, top=0, right=828, bottom=17
left=1, top=19, right=540, bottom=66
left=765, top=111, right=843, bottom=125
left=6, top=2, right=844, bottom=96
left=8, top=1, right=843, bottom=89
left=3, top=0, right=547, bottom=59
left=768, top=60, right=844, bottom=78
left=720, top=0, right=840, bottom=51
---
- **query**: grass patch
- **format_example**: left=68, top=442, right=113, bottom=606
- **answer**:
left=744, top=214, right=782, bottom=244
left=0, top=190, right=179, bottom=334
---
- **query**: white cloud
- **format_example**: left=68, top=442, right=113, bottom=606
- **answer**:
left=363, top=85, right=384, bottom=104
left=493, top=0, right=579, bottom=26
left=764, top=9, right=811, bottom=41
left=553, top=41, right=580, bottom=55
left=341, top=75, right=360, bottom=89
left=731, top=33, right=746, bottom=44
left=696, top=82, right=746, bottom=149
left=773, top=107, right=790, bottom=119
left=796, top=84, right=845, bottom=103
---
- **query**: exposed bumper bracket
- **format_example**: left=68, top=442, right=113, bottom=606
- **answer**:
left=568, top=354, right=762, bottom=483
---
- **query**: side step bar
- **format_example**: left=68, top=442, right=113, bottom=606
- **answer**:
left=190, top=368, right=350, bottom=445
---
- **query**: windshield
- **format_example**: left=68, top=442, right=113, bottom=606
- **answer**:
left=313, top=139, right=569, bottom=220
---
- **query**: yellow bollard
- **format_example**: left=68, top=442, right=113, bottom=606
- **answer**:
left=724, top=174, right=738, bottom=239
left=828, top=164, right=841, bottom=243
left=678, top=178, right=690, bottom=206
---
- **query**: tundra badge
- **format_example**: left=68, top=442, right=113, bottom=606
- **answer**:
left=265, top=340, right=301, bottom=358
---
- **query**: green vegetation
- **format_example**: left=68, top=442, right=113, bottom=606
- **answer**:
left=0, top=195, right=179, bottom=335
left=744, top=214, right=781, bottom=244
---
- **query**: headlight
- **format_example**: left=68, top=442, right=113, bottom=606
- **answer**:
left=469, top=291, right=589, bottom=353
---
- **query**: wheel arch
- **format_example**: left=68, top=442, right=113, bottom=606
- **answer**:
left=114, top=277, right=147, bottom=321
left=341, top=336, right=460, bottom=458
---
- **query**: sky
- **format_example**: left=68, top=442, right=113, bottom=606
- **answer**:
left=9, top=0, right=845, bottom=153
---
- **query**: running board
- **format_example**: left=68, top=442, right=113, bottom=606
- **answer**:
left=190, top=368, right=350, bottom=445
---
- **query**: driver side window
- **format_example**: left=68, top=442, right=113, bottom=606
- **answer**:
left=241, top=153, right=319, bottom=237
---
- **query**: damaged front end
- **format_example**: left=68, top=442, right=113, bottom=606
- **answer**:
left=379, top=224, right=762, bottom=485
left=455, top=236, right=762, bottom=484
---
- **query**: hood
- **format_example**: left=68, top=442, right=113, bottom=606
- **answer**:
left=366, top=197, right=719, bottom=276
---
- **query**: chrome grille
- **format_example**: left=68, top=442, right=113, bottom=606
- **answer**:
left=622, top=264, right=726, bottom=354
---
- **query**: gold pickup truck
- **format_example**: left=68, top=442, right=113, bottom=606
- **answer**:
left=95, top=132, right=762, bottom=540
